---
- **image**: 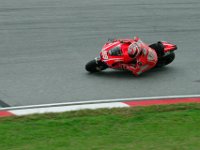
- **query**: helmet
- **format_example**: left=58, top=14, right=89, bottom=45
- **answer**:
left=128, top=43, right=141, bottom=59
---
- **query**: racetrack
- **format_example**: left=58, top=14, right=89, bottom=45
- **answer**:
left=0, top=0, right=200, bottom=107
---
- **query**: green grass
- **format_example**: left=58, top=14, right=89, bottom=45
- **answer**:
left=1, top=103, right=200, bottom=150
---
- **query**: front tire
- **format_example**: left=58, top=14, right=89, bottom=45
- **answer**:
left=85, top=59, right=108, bottom=73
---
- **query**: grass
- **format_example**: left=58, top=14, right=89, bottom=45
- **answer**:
left=1, top=103, right=200, bottom=150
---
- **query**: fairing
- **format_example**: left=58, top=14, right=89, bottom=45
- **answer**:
left=100, top=39, right=135, bottom=67
left=161, top=41, right=177, bottom=52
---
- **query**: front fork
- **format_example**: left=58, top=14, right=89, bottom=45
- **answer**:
left=94, top=57, right=101, bottom=64
left=94, top=57, right=108, bottom=70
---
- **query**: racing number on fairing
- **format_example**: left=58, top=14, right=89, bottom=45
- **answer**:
left=102, top=51, right=108, bottom=59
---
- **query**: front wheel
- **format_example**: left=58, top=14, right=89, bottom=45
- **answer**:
left=85, top=59, right=108, bottom=73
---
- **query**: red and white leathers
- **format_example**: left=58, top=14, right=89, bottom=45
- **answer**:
left=112, top=37, right=158, bottom=76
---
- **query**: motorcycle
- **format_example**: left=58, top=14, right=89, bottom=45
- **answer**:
left=85, top=37, right=177, bottom=73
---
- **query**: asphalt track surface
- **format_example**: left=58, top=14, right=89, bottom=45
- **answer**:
left=0, top=0, right=200, bottom=107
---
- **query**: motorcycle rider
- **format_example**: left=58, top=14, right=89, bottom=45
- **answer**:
left=112, top=37, right=158, bottom=76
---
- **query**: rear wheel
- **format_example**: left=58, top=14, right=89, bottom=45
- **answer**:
left=156, top=52, right=175, bottom=67
left=85, top=59, right=108, bottom=73
left=164, top=52, right=175, bottom=66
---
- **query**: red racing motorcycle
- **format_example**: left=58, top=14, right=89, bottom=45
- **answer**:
left=85, top=37, right=177, bottom=73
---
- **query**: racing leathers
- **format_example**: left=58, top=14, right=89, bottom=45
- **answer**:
left=112, top=38, right=158, bottom=76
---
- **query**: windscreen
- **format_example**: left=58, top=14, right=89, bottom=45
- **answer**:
left=108, top=46, right=122, bottom=56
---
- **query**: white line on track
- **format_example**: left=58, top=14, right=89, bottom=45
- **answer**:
left=1, top=95, right=200, bottom=111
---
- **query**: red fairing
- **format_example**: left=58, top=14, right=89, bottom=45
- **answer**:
left=100, top=39, right=135, bottom=67
left=161, top=41, right=177, bottom=53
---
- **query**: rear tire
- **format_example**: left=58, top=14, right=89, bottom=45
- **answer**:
left=85, top=59, right=108, bottom=73
left=164, top=52, right=175, bottom=66
left=156, top=52, right=175, bottom=67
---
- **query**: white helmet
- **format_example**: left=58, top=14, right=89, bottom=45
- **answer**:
left=128, top=43, right=141, bottom=59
